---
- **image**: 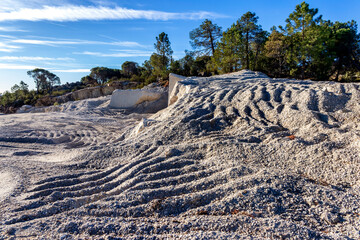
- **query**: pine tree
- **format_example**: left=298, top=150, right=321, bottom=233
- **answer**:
left=213, top=24, right=244, bottom=73
left=285, top=1, right=322, bottom=79
left=331, top=21, right=360, bottom=81
left=236, top=12, right=263, bottom=70
left=27, top=68, right=60, bottom=93
left=121, top=61, right=139, bottom=77
left=151, top=32, right=173, bottom=80
left=190, top=19, right=222, bottom=56
left=264, top=28, right=288, bottom=77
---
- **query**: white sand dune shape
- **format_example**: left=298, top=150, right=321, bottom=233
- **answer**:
left=1, top=70, right=360, bottom=239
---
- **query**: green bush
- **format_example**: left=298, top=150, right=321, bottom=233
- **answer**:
left=51, top=90, right=69, bottom=97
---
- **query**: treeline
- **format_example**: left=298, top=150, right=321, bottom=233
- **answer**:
left=80, top=32, right=175, bottom=87
left=181, top=1, right=360, bottom=81
left=0, top=31, right=175, bottom=112
left=0, top=69, right=63, bottom=113
left=2, top=1, right=360, bottom=113
left=110, top=1, right=360, bottom=82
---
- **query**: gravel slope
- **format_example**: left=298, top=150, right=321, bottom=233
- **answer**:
left=0, top=70, right=360, bottom=239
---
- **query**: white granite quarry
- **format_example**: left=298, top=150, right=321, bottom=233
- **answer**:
left=0, top=70, right=360, bottom=239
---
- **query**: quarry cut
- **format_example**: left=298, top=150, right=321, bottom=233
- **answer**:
left=0, top=70, right=360, bottom=239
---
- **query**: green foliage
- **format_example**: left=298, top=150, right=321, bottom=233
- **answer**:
left=11, top=81, right=29, bottom=93
left=139, top=60, right=154, bottom=82
left=236, top=12, right=265, bottom=70
left=150, top=32, right=173, bottom=80
left=121, top=61, right=139, bottom=77
left=169, top=53, right=212, bottom=76
left=150, top=53, right=169, bottom=80
left=81, top=75, right=97, bottom=86
left=27, top=68, right=60, bottom=93
left=0, top=84, right=39, bottom=109
left=190, top=19, right=222, bottom=56
left=330, top=21, right=360, bottom=81
left=210, top=1, right=360, bottom=81
left=264, top=29, right=289, bottom=77
left=89, top=67, right=122, bottom=85
left=213, top=24, right=244, bottom=73
left=212, top=12, right=267, bottom=73
left=284, top=1, right=322, bottom=79
left=51, top=90, right=69, bottom=97
left=179, top=54, right=197, bottom=76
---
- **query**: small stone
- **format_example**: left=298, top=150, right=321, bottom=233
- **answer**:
left=165, top=148, right=180, bottom=157
left=321, top=211, right=341, bottom=224
left=60, top=221, right=79, bottom=234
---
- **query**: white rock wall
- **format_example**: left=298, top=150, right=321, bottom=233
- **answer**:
left=109, top=89, right=163, bottom=109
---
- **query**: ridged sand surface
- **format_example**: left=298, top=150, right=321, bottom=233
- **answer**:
left=0, top=70, right=360, bottom=239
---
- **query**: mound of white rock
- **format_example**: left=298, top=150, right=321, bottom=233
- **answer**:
left=109, top=88, right=168, bottom=113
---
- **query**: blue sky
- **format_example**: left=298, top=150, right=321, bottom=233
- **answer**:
left=0, top=0, right=359, bottom=93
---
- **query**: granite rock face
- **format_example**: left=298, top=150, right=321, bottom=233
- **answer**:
left=55, top=81, right=139, bottom=104
left=110, top=89, right=164, bottom=108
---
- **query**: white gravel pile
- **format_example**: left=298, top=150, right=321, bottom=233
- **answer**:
left=1, top=70, right=360, bottom=239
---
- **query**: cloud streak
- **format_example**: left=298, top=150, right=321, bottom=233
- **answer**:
left=12, top=38, right=145, bottom=47
left=0, top=63, right=39, bottom=70
left=0, top=26, right=25, bottom=32
left=0, top=56, right=74, bottom=62
left=52, top=69, right=90, bottom=73
left=0, top=42, right=21, bottom=52
left=0, top=5, right=223, bottom=22
left=77, top=50, right=152, bottom=58
left=0, top=63, right=89, bottom=74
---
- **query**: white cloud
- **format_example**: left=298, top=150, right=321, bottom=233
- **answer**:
left=77, top=50, right=152, bottom=57
left=11, top=38, right=145, bottom=47
left=0, top=42, right=21, bottom=52
left=0, top=34, right=16, bottom=39
left=0, top=63, right=89, bottom=73
left=0, top=63, right=39, bottom=70
left=0, top=56, right=74, bottom=62
left=0, top=26, right=25, bottom=32
left=52, top=69, right=90, bottom=73
left=0, top=5, right=223, bottom=22
left=0, top=0, right=68, bottom=11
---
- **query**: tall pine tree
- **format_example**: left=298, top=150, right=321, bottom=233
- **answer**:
left=190, top=19, right=222, bottom=56
left=285, top=1, right=322, bottom=79
left=213, top=24, right=244, bottom=73
left=236, top=12, right=263, bottom=70
left=150, top=32, right=173, bottom=80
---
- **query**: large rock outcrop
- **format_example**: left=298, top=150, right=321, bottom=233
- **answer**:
left=56, top=81, right=138, bottom=104
left=109, top=87, right=168, bottom=113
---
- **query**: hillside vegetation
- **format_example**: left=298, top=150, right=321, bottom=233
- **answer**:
left=1, top=1, right=360, bottom=113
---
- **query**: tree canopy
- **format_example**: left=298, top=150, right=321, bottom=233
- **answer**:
left=3, top=1, right=360, bottom=114
left=27, top=68, right=60, bottom=93
left=122, top=61, right=139, bottom=77
left=150, top=32, right=173, bottom=80
left=89, top=67, right=122, bottom=85
left=209, top=1, right=360, bottom=81
left=190, top=19, right=222, bottom=56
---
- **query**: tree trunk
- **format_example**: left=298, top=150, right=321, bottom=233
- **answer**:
left=301, top=17, right=305, bottom=79
left=246, top=31, right=249, bottom=69
left=335, top=69, right=340, bottom=81
left=209, top=31, right=215, bottom=56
